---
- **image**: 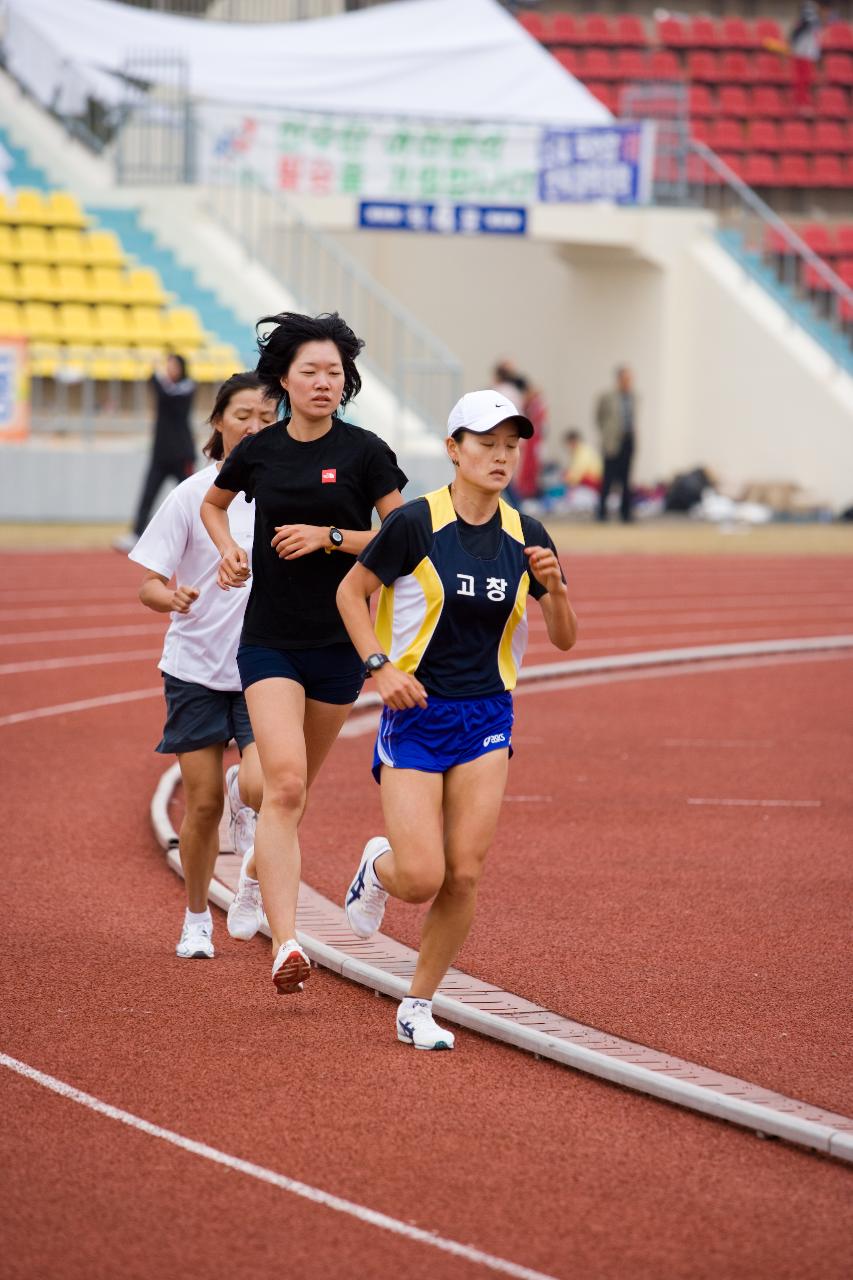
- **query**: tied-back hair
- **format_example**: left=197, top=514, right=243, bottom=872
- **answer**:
left=203, top=370, right=268, bottom=461
left=255, top=311, right=364, bottom=415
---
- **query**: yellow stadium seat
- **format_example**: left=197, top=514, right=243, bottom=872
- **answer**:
left=0, top=194, right=15, bottom=226
left=11, top=189, right=50, bottom=226
left=0, top=301, right=24, bottom=335
left=57, top=303, right=97, bottom=345
left=0, top=227, right=14, bottom=261
left=164, top=306, right=204, bottom=349
left=54, top=266, right=93, bottom=303
left=22, top=302, right=59, bottom=342
left=85, top=229, right=124, bottom=267
left=86, top=349, right=124, bottom=381
left=18, top=263, right=56, bottom=302
left=91, top=267, right=129, bottom=305
left=0, top=264, right=19, bottom=300
left=126, top=267, right=166, bottom=306
left=94, top=304, right=132, bottom=345
left=129, top=306, right=168, bottom=346
left=45, top=191, right=88, bottom=229
left=12, top=226, right=51, bottom=263
left=49, top=228, right=87, bottom=266
left=29, top=343, right=61, bottom=378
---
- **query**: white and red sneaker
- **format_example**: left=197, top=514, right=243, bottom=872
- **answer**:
left=271, top=939, right=310, bottom=995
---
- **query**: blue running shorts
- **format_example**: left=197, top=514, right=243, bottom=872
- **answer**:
left=372, top=692, right=513, bottom=782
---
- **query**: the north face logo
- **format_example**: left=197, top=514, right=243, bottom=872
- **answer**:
left=321, top=469, right=337, bottom=483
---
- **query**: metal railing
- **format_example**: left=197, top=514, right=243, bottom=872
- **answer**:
left=204, top=179, right=463, bottom=432
left=686, top=139, right=853, bottom=364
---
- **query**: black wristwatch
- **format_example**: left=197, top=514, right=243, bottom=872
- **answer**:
left=328, top=526, right=344, bottom=549
left=363, top=653, right=390, bottom=677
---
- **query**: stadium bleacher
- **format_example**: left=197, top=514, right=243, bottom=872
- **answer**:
left=520, top=11, right=853, bottom=191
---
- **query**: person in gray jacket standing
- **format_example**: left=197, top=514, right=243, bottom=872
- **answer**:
left=595, top=365, right=636, bottom=523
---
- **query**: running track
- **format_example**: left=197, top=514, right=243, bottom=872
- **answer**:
left=1, top=549, right=852, bottom=1279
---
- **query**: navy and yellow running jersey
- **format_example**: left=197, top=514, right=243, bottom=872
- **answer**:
left=358, top=485, right=561, bottom=700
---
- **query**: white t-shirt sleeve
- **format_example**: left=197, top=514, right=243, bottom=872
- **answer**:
left=128, top=485, right=191, bottom=581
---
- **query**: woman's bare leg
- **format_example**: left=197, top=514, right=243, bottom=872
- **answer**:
left=177, top=744, right=226, bottom=912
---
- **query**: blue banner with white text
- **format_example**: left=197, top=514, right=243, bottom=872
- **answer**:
left=538, top=123, right=655, bottom=205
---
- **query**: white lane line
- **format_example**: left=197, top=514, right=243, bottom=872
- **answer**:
left=688, top=798, right=822, bottom=808
left=0, top=1053, right=557, bottom=1280
left=0, top=687, right=161, bottom=728
left=0, top=603, right=144, bottom=623
left=0, top=587, right=132, bottom=604
left=0, top=650, right=159, bottom=677
left=0, top=624, right=163, bottom=647
left=664, top=739, right=776, bottom=749
left=525, top=626, right=853, bottom=654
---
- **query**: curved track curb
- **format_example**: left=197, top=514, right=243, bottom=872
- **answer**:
left=150, top=641, right=853, bottom=1166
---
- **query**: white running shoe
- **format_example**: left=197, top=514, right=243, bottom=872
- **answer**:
left=396, top=999, right=455, bottom=1051
left=227, top=846, right=265, bottom=941
left=271, top=939, right=310, bottom=995
left=225, top=764, right=257, bottom=859
left=176, top=917, right=214, bottom=960
left=344, top=837, right=390, bottom=939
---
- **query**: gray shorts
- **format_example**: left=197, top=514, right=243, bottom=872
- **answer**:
left=157, top=673, right=254, bottom=755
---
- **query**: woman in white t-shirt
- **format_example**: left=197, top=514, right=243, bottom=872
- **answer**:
left=130, top=373, right=277, bottom=961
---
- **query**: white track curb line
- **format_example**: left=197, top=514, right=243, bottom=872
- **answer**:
left=150, top=640, right=853, bottom=1166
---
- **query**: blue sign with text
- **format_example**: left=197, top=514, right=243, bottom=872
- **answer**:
left=358, top=201, right=527, bottom=236
left=538, top=124, right=653, bottom=205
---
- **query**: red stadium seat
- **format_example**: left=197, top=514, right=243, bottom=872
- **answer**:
left=813, top=121, right=846, bottom=152
left=803, top=262, right=833, bottom=292
left=779, top=120, right=813, bottom=152
left=615, top=16, right=647, bottom=47
left=690, top=17, right=722, bottom=49
left=615, top=49, right=648, bottom=81
left=754, top=19, right=783, bottom=44
left=688, top=152, right=724, bottom=185
left=839, top=259, right=853, bottom=287
left=825, top=55, right=853, bottom=86
left=823, top=24, right=853, bottom=52
left=690, top=119, right=713, bottom=146
left=551, top=14, right=582, bottom=46
left=718, top=85, right=751, bottom=117
left=716, top=152, right=744, bottom=178
left=555, top=49, right=581, bottom=77
left=517, top=12, right=547, bottom=42
left=763, top=227, right=788, bottom=254
left=835, top=225, right=853, bottom=255
left=709, top=119, right=744, bottom=151
left=719, top=52, right=753, bottom=83
left=581, top=15, right=617, bottom=46
left=578, top=49, right=618, bottom=80
left=657, top=18, right=690, bottom=49
left=798, top=223, right=835, bottom=257
left=742, top=154, right=779, bottom=187
left=690, top=84, right=717, bottom=116
left=812, top=155, right=845, bottom=186
left=778, top=154, right=811, bottom=186
left=815, top=87, right=850, bottom=117
left=648, top=49, right=683, bottom=80
left=687, top=52, right=720, bottom=82
left=748, top=120, right=781, bottom=151
left=585, top=82, right=618, bottom=113
left=753, top=86, right=788, bottom=117
left=754, top=52, right=789, bottom=84
left=721, top=18, right=757, bottom=50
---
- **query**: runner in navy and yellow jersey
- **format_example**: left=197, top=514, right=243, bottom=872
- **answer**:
left=336, top=389, right=577, bottom=1050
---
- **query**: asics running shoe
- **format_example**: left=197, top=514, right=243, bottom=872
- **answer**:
left=225, top=764, right=257, bottom=859
left=344, top=837, right=390, bottom=939
left=396, top=999, right=455, bottom=1051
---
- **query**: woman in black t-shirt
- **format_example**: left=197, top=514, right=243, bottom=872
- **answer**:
left=201, top=312, right=406, bottom=996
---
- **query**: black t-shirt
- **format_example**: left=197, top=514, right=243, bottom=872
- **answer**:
left=360, top=498, right=556, bottom=600
left=215, top=417, right=407, bottom=649
left=151, top=373, right=195, bottom=465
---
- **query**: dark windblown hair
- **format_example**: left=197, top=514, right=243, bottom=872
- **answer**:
left=203, top=370, right=269, bottom=461
left=255, top=311, right=364, bottom=415
left=166, top=353, right=188, bottom=381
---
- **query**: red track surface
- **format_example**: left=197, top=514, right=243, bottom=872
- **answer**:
left=2, top=550, right=852, bottom=1279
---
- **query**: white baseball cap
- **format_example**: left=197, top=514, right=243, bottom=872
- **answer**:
left=447, top=389, right=534, bottom=439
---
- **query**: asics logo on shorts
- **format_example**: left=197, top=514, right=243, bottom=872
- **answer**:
left=483, top=733, right=507, bottom=748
